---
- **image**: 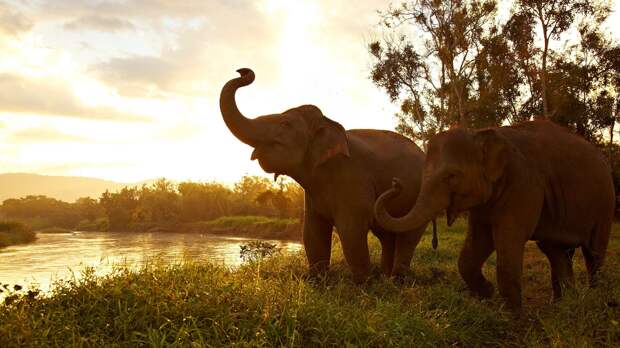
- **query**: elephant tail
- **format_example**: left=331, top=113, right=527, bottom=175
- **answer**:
left=431, top=219, right=438, bottom=250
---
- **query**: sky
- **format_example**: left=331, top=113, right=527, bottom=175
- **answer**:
left=0, top=0, right=619, bottom=184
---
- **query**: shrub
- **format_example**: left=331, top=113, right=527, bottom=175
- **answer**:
left=239, top=240, right=281, bottom=262
left=0, top=221, right=36, bottom=248
left=75, top=217, right=109, bottom=232
left=36, top=227, right=71, bottom=234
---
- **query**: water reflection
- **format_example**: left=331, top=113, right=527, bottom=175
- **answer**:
left=0, top=231, right=301, bottom=293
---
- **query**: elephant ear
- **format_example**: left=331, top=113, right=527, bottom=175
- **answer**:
left=474, top=129, right=508, bottom=182
left=309, top=117, right=350, bottom=169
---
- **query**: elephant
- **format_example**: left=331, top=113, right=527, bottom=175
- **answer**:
left=220, top=68, right=430, bottom=282
left=374, top=120, right=614, bottom=311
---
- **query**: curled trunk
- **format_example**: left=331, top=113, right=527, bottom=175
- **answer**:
left=374, top=177, right=447, bottom=233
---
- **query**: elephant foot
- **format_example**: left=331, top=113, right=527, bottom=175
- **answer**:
left=470, top=280, right=494, bottom=299
left=306, top=264, right=329, bottom=284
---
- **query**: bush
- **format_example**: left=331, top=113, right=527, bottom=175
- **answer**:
left=36, top=227, right=71, bottom=234
left=0, top=221, right=36, bottom=248
left=182, top=216, right=301, bottom=240
left=239, top=240, right=281, bottom=262
left=75, top=217, right=109, bottom=232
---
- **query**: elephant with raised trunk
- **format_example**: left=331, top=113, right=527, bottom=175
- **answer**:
left=374, top=120, right=614, bottom=312
left=220, top=68, right=429, bottom=282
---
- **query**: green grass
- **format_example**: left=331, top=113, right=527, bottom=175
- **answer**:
left=0, top=221, right=36, bottom=249
left=36, top=227, right=72, bottom=234
left=183, top=215, right=301, bottom=240
left=1, top=219, right=619, bottom=347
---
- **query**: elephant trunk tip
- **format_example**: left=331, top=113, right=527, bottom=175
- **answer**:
left=374, top=176, right=433, bottom=234
left=374, top=177, right=407, bottom=232
left=235, top=68, right=255, bottom=86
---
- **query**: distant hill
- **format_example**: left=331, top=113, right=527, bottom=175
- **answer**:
left=0, top=173, right=138, bottom=202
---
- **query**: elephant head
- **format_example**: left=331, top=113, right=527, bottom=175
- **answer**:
left=375, top=128, right=509, bottom=232
left=220, top=68, right=350, bottom=181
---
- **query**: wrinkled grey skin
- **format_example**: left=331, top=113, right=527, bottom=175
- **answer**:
left=375, top=121, right=614, bottom=311
left=220, top=68, right=429, bottom=282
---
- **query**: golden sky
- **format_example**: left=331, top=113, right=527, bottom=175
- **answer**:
left=0, top=0, right=619, bottom=183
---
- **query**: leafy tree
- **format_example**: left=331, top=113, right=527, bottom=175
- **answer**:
left=99, top=187, right=138, bottom=231
left=1, top=176, right=306, bottom=233
left=370, top=0, right=501, bottom=143
left=74, top=197, right=103, bottom=222
left=0, top=195, right=80, bottom=229
left=133, top=178, right=179, bottom=228
left=255, top=177, right=304, bottom=218
left=177, top=182, right=234, bottom=221
left=510, top=0, right=608, bottom=119
left=370, top=0, right=619, bottom=145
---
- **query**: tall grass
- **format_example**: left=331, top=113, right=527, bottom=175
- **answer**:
left=0, top=221, right=36, bottom=248
left=0, top=219, right=619, bottom=347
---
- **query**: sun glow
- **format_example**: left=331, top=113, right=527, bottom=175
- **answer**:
left=0, top=0, right=394, bottom=183
left=2, top=1, right=618, bottom=184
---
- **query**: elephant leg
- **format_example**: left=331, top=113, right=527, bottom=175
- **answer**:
left=392, top=226, right=425, bottom=277
left=458, top=219, right=495, bottom=298
left=537, top=242, right=575, bottom=300
left=583, top=222, right=610, bottom=287
left=373, top=230, right=396, bottom=276
left=303, top=206, right=333, bottom=277
left=494, top=228, right=526, bottom=312
left=337, top=220, right=371, bottom=284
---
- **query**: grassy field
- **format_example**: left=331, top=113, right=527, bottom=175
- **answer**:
left=0, top=221, right=36, bottom=249
left=182, top=215, right=301, bottom=240
left=1, top=219, right=619, bottom=347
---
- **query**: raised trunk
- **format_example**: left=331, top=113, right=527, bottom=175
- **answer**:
left=219, top=68, right=265, bottom=146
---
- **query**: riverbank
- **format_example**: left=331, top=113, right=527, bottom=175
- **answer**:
left=181, top=216, right=301, bottom=241
left=1, top=219, right=619, bottom=346
left=0, top=221, right=36, bottom=249
left=9, top=215, right=302, bottom=241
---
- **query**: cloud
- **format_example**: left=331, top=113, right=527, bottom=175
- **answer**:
left=8, top=127, right=91, bottom=143
left=42, top=0, right=239, bottom=20
left=0, top=2, right=33, bottom=36
left=0, top=73, right=149, bottom=121
left=88, top=2, right=281, bottom=98
left=91, top=55, right=177, bottom=98
left=63, top=15, right=135, bottom=32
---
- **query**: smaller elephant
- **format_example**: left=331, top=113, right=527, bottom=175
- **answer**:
left=374, top=120, right=615, bottom=312
left=220, top=68, right=430, bottom=282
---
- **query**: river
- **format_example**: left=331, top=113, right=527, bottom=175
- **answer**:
left=0, top=231, right=301, bottom=294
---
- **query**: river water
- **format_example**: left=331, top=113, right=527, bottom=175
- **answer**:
left=0, top=231, right=301, bottom=294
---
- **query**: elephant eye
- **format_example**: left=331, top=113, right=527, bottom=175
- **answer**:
left=280, top=120, right=291, bottom=128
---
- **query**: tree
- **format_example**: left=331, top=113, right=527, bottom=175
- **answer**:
left=254, top=177, right=304, bottom=218
left=546, top=19, right=619, bottom=141
left=99, top=187, right=139, bottom=231
left=370, top=0, right=619, bottom=145
left=134, top=178, right=179, bottom=227
left=178, top=182, right=234, bottom=221
left=370, top=0, right=500, bottom=143
left=74, top=197, right=103, bottom=222
left=510, top=0, right=609, bottom=119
